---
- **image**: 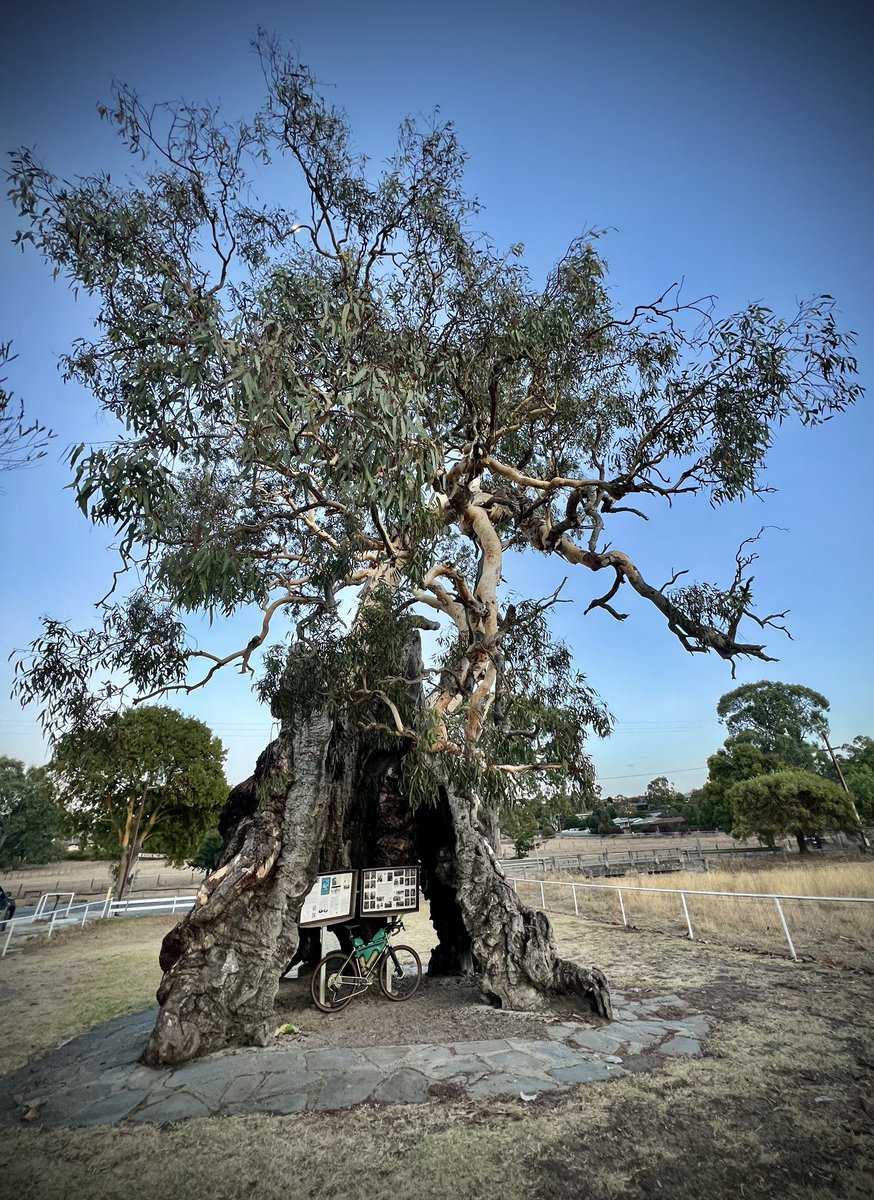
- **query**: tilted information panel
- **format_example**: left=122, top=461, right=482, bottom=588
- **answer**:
left=299, top=871, right=358, bottom=928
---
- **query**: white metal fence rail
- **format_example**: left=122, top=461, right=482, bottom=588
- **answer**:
left=510, top=876, right=874, bottom=961
left=6, top=882, right=871, bottom=964
left=1, top=893, right=196, bottom=958
left=32, top=892, right=75, bottom=920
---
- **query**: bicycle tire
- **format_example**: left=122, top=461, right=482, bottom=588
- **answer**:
left=378, top=944, right=422, bottom=1001
left=311, top=951, right=360, bottom=1012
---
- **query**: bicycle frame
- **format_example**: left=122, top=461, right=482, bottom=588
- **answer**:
left=311, top=917, right=414, bottom=1010
left=374, top=940, right=410, bottom=996
left=338, top=944, right=387, bottom=994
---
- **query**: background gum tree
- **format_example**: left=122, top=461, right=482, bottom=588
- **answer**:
left=832, top=737, right=874, bottom=823
left=729, top=769, right=861, bottom=854
left=699, top=730, right=786, bottom=834
left=704, top=681, right=869, bottom=842
left=8, top=39, right=862, bottom=1064
left=0, top=757, right=63, bottom=869
left=51, top=706, right=227, bottom=897
left=716, top=681, right=831, bottom=769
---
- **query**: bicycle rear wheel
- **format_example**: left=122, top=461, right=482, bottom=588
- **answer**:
left=311, top=952, right=359, bottom=1012
left=378, top=944, right=422, bottom=1001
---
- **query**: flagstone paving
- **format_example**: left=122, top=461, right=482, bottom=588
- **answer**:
left=0, top=992, right=709, bottom=1128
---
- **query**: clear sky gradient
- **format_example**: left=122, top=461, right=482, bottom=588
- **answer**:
left=1, top=0, right=871, bottom=792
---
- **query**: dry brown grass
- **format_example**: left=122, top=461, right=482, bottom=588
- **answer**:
left=531, top=831, right=750, bottom=857
left=1, top=913, right=872, bottom=1199
left=0, top=858, right=202, bottom=901
left=514, top=858, right=874, bottom=968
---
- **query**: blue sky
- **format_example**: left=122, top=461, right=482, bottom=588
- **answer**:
left=1, top=0, right=871, bottom=792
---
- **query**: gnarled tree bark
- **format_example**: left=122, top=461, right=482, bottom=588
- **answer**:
left=142, top=711, right=337, bottom=1065
left=144, top=708, right=610, bottom=1065
left=421, top=786, right=612, bottom=1017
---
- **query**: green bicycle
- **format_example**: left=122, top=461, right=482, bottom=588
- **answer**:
left=310, top=915, right=422, bottom=1012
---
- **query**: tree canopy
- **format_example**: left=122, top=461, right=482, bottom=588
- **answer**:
left=830, top=736, right=874, bottom=824
left=729, top=768, right=861, bottom=853
left=716, top=681, right=830, bottom=767
left=0, top=756, right=63, bottom=868
left=702, top=685, right=871, bottom=847
left=698, top=730, right=784, bottom=832
left=642, top=776, right=683, bottom=811
left=51, top=705, right=227, bottom=894
left=8, top=35, right=862, bottom=816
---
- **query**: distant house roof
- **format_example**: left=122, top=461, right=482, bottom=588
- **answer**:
left=636, top=815, right=686, bottom=829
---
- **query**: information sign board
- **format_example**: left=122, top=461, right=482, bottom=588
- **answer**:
left=359, top=866, right=420, bottom=916
left=299, top=871, right=358, bottom=928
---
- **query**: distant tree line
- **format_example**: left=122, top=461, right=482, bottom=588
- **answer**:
left=584, top=682, right=869, bottom=852
left=4, top=684, right=868, bottom=873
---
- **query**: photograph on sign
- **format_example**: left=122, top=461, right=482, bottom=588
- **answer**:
left=299, top=871, right=357, bottom=927
left=360, top=866, right=419, bottom=915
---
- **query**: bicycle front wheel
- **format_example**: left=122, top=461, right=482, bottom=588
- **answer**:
left=379, top=944, right=422, bottom=1001
left=311, top=952, right=359, bottom=1012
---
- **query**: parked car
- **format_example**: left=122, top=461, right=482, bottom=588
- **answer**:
left=0, top=886, right=16, bottom=929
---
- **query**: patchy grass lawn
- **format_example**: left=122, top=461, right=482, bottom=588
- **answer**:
left=0, top=916, right=176, bottom=1075
left=1, top=903, right=872, bottom=1198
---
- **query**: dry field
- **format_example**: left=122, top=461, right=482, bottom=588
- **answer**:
left=527, top=831, right=752, bottom=857
left=515, top=859, right=874, bottom=969
left=0, top=858, right=203, bottom=902
left=0, top=868, right=872, bottom=1199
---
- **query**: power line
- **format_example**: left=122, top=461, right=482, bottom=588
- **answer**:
left=596, top=766, right=704, bottom=781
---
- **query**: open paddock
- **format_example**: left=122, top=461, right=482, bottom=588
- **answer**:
left=1, top=885, right=872, bottom=1199
left=514, top=859, right=874, bottom=967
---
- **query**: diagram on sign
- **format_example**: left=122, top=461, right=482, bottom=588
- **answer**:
left=360, top=866, right=420, bottom=915
left=299, top=871, right=357, bottom=927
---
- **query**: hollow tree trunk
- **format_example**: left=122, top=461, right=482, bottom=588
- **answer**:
left=423, top=785, right=612, bottom=1018
left=416, top=785, right=475, bottom=975
left=143, top=719, right=421, bottom=1064
left=143, top=635, right=611, bottom=1065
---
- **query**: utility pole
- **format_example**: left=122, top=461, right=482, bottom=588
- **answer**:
left=822, top=734, right=869, bottom=852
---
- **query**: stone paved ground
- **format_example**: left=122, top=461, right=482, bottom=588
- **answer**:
left=0, top=990, right=709, bottom=1128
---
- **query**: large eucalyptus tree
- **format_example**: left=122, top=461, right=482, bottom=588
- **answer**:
left=9, top=38, right=861, bottom=1064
